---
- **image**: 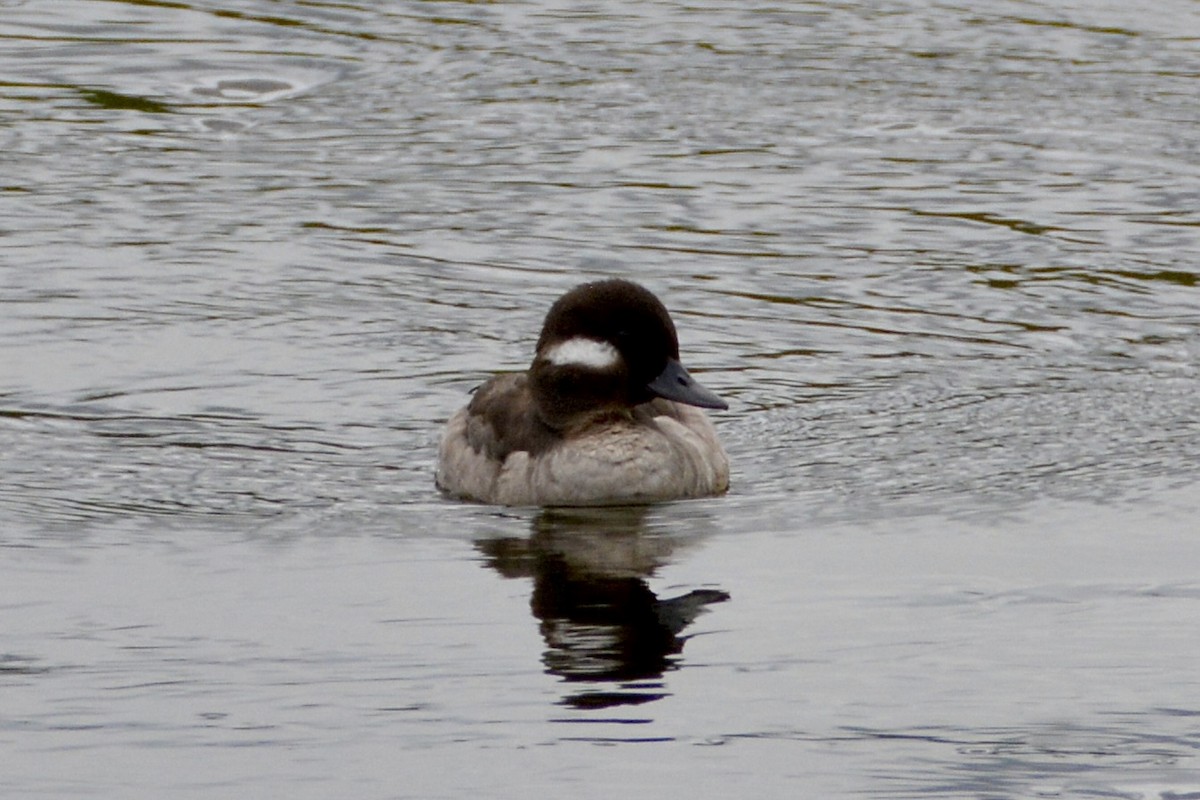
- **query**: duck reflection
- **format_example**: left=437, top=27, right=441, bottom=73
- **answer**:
left=477, top=506, right=729, bottom=709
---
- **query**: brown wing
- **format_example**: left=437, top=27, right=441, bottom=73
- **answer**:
left=465, top=373, right=560, bottom=461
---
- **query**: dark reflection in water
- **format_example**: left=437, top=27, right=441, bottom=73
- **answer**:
left=477, top=507, right=728, bottom=710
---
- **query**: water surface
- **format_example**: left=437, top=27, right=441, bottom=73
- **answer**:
left=3, top=1, right=1199, bottom=797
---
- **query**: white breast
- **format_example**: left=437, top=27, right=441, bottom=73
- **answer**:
left=436, top=402, right=728, bottom=507
left=519, top=409, right=727, bottom=505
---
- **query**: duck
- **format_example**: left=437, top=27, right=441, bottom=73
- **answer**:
left=435, top=278, right=729, bottom=506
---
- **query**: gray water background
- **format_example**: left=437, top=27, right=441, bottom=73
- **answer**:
left=3, top=1, right=1200, bottom=797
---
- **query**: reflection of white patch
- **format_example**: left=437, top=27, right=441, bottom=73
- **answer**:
left=544, top=337, right=620, bottom=370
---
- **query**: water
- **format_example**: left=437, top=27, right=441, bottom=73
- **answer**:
left=3, top=1, right=1199, bottom=797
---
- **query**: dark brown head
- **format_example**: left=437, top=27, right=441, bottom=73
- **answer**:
left=529, top=279, right=726, bottom=430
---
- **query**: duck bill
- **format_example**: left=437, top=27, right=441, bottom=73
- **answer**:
left=646, top=359, right=728, bottom=410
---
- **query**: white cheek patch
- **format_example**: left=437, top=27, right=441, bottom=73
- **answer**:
left=543, top=337, right=620, bottom=370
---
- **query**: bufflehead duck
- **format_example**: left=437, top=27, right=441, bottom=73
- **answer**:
left=436, top=279, right=729, bottom=506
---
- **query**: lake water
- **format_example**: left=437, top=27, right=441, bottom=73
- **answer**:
left=3, top=1, right=1199, bottom=797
